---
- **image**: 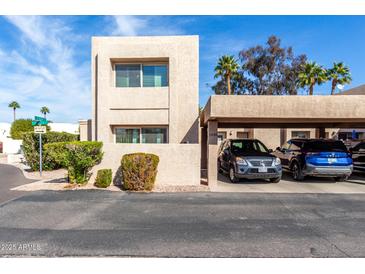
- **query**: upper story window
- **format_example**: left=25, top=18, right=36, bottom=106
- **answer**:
left=142, top=65, right=168, bottom=87
left=115, top=64, right=141, bottom=87
left=115, top=64, right=168, bottom=88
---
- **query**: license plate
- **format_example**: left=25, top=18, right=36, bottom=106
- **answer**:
left=258, top=167, right=267, bottom=173
left=328, top=158, right=337, bottom=163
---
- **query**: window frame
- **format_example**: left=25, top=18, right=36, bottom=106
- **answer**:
left=114, top=62, right=169, bottom=88
left=114, top=126, right=169, bottom=144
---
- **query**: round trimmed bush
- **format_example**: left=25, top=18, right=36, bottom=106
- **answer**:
left=95, top=169, right=112, bottom=188
left=121, top=153, right=159, bottom=191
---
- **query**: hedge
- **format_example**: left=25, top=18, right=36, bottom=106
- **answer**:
left=121, top=153, right=159, bottom=191
left=94, top=169, right=112, bottom=188
left=22, top=132, right=79, bottom=171
left=45, top=141, right=103, bottom=184
left=10, top=119, right=34, bottom=140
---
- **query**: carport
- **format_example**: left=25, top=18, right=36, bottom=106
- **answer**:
left=200, top=95, right=365, bottom=187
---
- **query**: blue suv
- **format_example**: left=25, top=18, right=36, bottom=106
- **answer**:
left=273, top=139, right=353, bottom=181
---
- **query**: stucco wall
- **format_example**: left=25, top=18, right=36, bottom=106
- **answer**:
left=215, top=127, right=338, bottom=150
left=91, top=143, right=201, bottom=186
left=254, top=128, right=281, bottom=150
left=203, top=95, right=365, bottom=125
left=92, top=36, right=199, bottom=144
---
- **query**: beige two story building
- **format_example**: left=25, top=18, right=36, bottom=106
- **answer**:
left=90, top=36, right=201, bottom=186
left=83, top=35, right=365, bottom=188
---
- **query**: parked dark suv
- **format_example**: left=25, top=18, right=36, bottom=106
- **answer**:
left=273, top=139, right=353, bottom=181
left=218, top=139, right=282, bottom=183
left=349, top=141, right=365, bottom=172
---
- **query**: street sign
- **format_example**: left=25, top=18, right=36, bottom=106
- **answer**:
left=34, top=116, right=47, bottom=122
left=32, top=120, right=48, bottom=126
left=34, top=126, right=47, bottom=134
left=32, top=116, right=49, bottom=126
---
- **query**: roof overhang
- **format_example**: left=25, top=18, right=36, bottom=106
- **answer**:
left=201, top=95, right=365, bottom=128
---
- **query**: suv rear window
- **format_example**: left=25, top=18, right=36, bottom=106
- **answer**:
left=303, top=140, right=347, bottom=152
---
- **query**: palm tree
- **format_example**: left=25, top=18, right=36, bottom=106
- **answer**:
left=40, top=106, right=50, bottom=119
left=8, top=101, right=20, bottom=122
left=214, top=55, right=239, bottom=95
left=327, top=62, right=352, bottom=95
left=298, top=62, right=328, bottom=95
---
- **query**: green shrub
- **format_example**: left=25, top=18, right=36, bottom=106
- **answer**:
left=44, top=141, right=68, bottom=167
left=10, top=119, right=34, bottom=140
left=94, top=169, right=112, bottom=188
left=121, top=153, right=159, bottom=191
left=46, top=141, right=103, bottom=184
left=23, top=132, right=79, bottom=171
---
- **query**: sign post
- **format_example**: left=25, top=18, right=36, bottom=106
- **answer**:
left=32, top=117, right=48, bottom=177
left=39, top=133, right=42, bottom=176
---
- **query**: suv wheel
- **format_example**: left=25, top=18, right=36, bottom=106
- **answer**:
left=334, top=175, right=348, bottom=182
left=229, top=166, right=238, bottom=183
left=269, top=177, right=281, bottom=183
left=292, top=162, right=304, bottom=181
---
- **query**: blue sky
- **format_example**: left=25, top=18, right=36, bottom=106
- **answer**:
left=0, top=16, right=364, bottom=123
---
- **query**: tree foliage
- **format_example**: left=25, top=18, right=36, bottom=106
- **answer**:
left=10, top=119, right=33, bottom=140
left=239, top=36, right=307, bottom=95
left=298, top=62, right=328, bottom=95
left=214, top=55, right=239, bottom=95
left=8, top=101, right=20, bottom=121
left=40, top=106, right=50, bottom=118
left=8, top=101, right=20, bottom=109
left=327, top=62, right=352, bottom=95
left=213, top=36, right=307, bottom=95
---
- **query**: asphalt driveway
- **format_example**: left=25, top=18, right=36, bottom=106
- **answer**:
left=0, top=190, right=364, bottom=257
left=0, top=164, right=35, bottom=204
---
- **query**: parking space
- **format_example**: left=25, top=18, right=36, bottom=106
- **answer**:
left=213, top=171, right=365, bottom=193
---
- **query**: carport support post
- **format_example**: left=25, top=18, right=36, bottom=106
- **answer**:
left=207, top=120, right=218, bottom=189
left=316, top=127, right=326, bottom=138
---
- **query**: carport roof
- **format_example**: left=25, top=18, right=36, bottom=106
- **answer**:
left=201, top=95, right=365, bottom=128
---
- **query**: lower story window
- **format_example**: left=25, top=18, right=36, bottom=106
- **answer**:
left=115, top=128, right=140, bottom=143
left=115, top=127, right=168, bottom=144
left=142, top=128, right=167, bottom=143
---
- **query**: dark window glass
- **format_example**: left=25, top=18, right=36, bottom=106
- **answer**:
left=115, top=128, right=140, bottom=143
left=141, top=128, right=167, bottom=143
left=303, top=140, right=347, bottom=152
left=115, top=64, right=141, bottom=87
left=143, top=65, right=168, bottom=87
